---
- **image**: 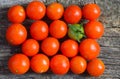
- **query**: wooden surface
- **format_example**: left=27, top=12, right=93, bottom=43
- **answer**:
left=0, top=0, right=120, bottom=79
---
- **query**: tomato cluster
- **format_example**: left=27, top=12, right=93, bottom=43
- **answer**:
left=6, top=1, right=105, bottom=77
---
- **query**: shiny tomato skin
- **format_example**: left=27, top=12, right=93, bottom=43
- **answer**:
left=30, top=54, right=49, bottom=73
left=22, top=39, right=39, bottom=57
left=82, top=3, right=101, bottom=20
left=8, top=54, right=30, bottom=75
left=30, top=21, right=48, bottom=40
left=41, top=37, right=60, bottom=56
left=61, top=39, right=78, bottom=57
left=26, top=1, right=46, bottom=20
left=46, top=2, right=64, bottom=20
left=50, top=54, right=70, bottom=75
left=49, top=20, right=67, bottom=39
left=79, top=38, right=100, bottom=60
left=70, top=56, right=87, bottom=74
left=87, top=58, right=105, bottom=76
left=64, top=5, right=82, bottom=24
left=6, top=24, right=27, bottom=45
left=84, top=21, right=104, bottom=39
left=8, top=5, right=26, bottom=23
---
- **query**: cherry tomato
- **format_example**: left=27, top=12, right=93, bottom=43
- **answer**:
left=84, top=21, right=104, bottom=39
left=87, top=58, right=105, bottom=76
left=79, top=38, right=100, bottom=60
left=6, top=24, right=27, bottom=45
left=82, top=3, right=101, bottom=20
left=46, top=2, right=64, bottom=20
left=49, top=20, right=67, bottom=39
left=8, top=5, right=26, bottom=23
left=26, top=1, right=46, bottom=20
left=60, top=39, right=78, bottom=57
left=70, top=56, right=87, bottom=74
left=41, top=37, right=59, bottom=56
left=64, top=5, right=82, bottom=24
left=8, top=54, right=30, bottom=75
left=50, top=54, right=70, bottom=75
left=22, top=39, right=39, bottom=56
left=30, top=54, right=49, bottom=73
left=30, top=21, right=48, bottom=40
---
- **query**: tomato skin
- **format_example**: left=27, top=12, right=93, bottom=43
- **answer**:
left=41, top=37, right=59, bottom=56
left=84, top=21, right=104, bottom=39
left=8, top=5, right=26, bottom=23
left=22, top=39, right=39, bottom=57
left=50, top=54, right=70, bottom=75
left=64, top=5, right=82, bottom=24
left=30, top=54, right=49, bottom=73
left=79, top=38, right=100, bottom=60
left=8, top=54, right=30, bottom=75
left=6, top=24, right=27, bottom=45
left=87, top=58, right=105, bottom=76
left=46, top=2, right=64, bottom=20
left=49, top=20, right=67, bottom=39
left=30, top=21, right=48, bottom=40
left=82, top=3, right=101, bottom=20
left=26, top=1, right=46, bottom=20
left=61, top=39, right=78, bottom=57
left=70, top=56, right=87, bottom=74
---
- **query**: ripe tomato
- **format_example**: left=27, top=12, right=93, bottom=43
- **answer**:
left=87, top=58, right=105, bottom=76
left=22, top=39, right=39, bottom=56
left=60, top=39, right=78, bottom=57
left=79, top=38, right=100, bottom=60
left=46, top=2, right=64, bottom=20
left=6, top=24, right=27, bottom=45
left=70, top=56, right=87, bottom=74
left=26, top=1, right=46, bottom=20
left=84, top=21, right=104, bottom=39
left=64, top=5, right=82, bottom=24
left=30, top=54, right=49, bottom=73
left=30, top=21, right=48, bottom=40
left=82, top=3, right=101, bottom=20
left=41, top=37, right=59, bottom=56
left=49, top=20, right=67, bottom=39
left=8, top=5, right=26, bottom=23
left=8, top=54, right=30, bottom=75
left=50, top=54, right=70, bottom=75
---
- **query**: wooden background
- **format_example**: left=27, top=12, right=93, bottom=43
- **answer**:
left=0, top=0, right=120, bottom=79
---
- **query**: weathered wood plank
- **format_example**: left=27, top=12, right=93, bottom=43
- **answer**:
left=98, top=37, right=120, bottom=47
left=0, top=47, right=120, bottom=79
left=97, top=0, right=120, bottom=28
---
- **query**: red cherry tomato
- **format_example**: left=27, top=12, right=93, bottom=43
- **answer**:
left=8, top=5, right=26, bottom=23
left=82, top=3, right=101, bottom=20
left=49, top=20, right=67, bottom=39
left=84, top=21, right=104, bottom=39
left=8, top=54, right=30, bottom=75
left=6, top=24, right=27, bottom=45
left=79, top=38, right=100, bottom=60
left=41, top=37, right=60, bottom=56
left=30, top=21, right=48, bottom=40
left=22, top=39, right=39, bottom=56
left=30, top=54, right=49, bottom=73
left=64, top=5, right=82, bottom=24
left=87, top=58, right=105, bottom=76
left=46, top=2, right=64, bottom=20
left=61, top=39, right=78, bottom=57
left=26, top=1, right=46, bottom=20
left=70, top=56, right=87, bottom=74
left=50, top=54, right=70, bottom=75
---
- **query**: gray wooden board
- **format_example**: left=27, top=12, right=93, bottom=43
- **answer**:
left=0, top=0, right=120, bottom=79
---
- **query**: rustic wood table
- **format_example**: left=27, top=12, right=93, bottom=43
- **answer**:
left=0, top=0, right=120, bottom=79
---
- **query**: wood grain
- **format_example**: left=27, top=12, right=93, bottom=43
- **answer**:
left=0, top=0, right=120, bottom=79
